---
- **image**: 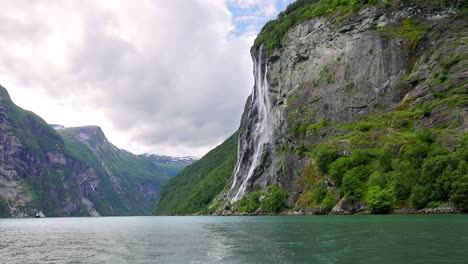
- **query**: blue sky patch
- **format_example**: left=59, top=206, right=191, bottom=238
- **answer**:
left=227, top=0, right=295, bottom=36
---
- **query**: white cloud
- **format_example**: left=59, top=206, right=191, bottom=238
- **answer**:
left=0, top=0, right=289, bottom=157
left=228, top=0, right=278, bottom=16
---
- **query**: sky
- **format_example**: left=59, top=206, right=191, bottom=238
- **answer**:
left=0, top=0, right=294, bottom=158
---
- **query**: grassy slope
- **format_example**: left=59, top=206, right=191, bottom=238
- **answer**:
left=154, top=132, right=238, bottom=215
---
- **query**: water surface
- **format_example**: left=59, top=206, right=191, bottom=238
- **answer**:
left=0, top=215, right=467, bottom=263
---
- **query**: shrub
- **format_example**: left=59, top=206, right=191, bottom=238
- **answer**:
left=420, top=154, right=458, bottom=185
left=311, top=180, right=328, bottom=204
left=314, top=145, right=338, bottom=174
left=449, top=161, right=468, bottom=209
left=329, top=157, right=353, bottom=185
left=390, top=160, right=419, bottom=201
left=261, top=186, right=288, bottom=213
left=400, top=140, right=430, bottom=166
left=322, top=191, right=336, bottom=210
left=409, top=184, right=431, bottom=209
left=366, top=186, right=392, bottom=214
left=238, top=191, right=262, bottom=213
left=367, top=171, right=388, bottom=188
left=376, top=147, right=394, bottom=172
left=342, top=168, right=365, bottom=200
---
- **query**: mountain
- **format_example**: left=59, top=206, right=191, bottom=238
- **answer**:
left=155, top=0, right=468, bottom=215
left=56, top=126, right=177, bottom=216
left=142, top=154, right=198, bottom=166
left=0, top=86, right=183, bottom=217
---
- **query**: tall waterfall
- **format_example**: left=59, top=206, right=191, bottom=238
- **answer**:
left=229, top=46, right=273, bottom=202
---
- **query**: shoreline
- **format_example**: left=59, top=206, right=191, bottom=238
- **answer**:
left=212, top=206, right=465, bottom=216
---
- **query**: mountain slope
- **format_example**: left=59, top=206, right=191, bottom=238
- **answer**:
left=154, top=132, right=238, bottom=215
left=0, top=85, right=181, bottom=217
left=58, top=126, right=175, bottom=215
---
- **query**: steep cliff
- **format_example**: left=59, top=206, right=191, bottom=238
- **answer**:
left=155, top=0, right=467, bottom=215
left=0, top=85, right=98, bottom=217
left=226, top=0, right=467, bottom=214
left=0, top=86, right=181, bottom=217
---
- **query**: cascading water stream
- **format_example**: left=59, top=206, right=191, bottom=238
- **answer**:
left=229, top=46, right=273, bottom=202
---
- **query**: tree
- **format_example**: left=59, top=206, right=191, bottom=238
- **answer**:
left=261, top=187, right=287, bottom=213
left=314, top=145, right=338, bottom=174
left=390, top=160, right=419, bottom=201
left=366, top=186, right=392, bottom=214
left=449, top=161, right=468, bottom=210
left=409, top=184, right=431, bottom=209
left=329, top=157, right=353, bottom=185
left=342, top=168, right=365, bottom=200
left=322, top=191, right=336, bottom=210
left=311, top=180, right=328, bottom=204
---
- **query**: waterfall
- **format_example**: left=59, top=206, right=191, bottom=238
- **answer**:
left=229, top=45, right=273, bottom=202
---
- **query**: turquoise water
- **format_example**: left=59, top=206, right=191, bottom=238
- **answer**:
left=0, top=215, right=467, bottom=263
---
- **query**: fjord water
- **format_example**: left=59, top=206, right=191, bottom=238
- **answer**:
left=1, top=215, right=467, bottom=263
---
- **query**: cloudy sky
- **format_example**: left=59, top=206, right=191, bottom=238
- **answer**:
left=0, top=0, right=293, bottom=157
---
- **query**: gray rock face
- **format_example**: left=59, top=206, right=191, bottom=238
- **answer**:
left=330, top=199, right=369, bottom=215
left=0, top=126, right=101, bottom=217
left=227, top=1, right=466, bottom=205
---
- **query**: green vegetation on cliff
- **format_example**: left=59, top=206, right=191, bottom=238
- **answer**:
left=154, top=132, right=238, bottom=215
left=233, top=186, right=288, bottom=214
left=295, top=104, right=468, bottom=212
left=254, top=0, right=453, bottom=55
left=254, top=0, right=379, bottom=54
left=307, top=130, right=466, bottom=212
left=1, top=86, right=64, bottom=155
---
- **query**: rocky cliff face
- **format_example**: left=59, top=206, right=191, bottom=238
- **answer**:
left=0, top=86, right=102, bottom=217
left=225, top=0, right=467, bottom=211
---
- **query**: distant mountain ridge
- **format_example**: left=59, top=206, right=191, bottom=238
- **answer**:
left=50, top=125, right=198, bottom=166
left=142, top=154, right=198, bottom=165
